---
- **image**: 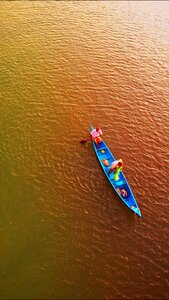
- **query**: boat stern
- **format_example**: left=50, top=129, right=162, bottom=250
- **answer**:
left=131, top=206, right=142, bottom=218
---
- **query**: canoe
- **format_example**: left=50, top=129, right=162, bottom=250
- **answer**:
left=90, top=127, right=142, bottom=218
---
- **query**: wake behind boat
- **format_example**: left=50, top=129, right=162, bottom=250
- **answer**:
left=90, top=127, right=142, bottom=218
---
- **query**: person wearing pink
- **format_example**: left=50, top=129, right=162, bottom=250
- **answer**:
left=108, top=158, right=123, bottom=180
left=90, top=127, right=103, bottom=146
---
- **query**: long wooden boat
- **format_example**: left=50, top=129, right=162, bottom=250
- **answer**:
left=90, top=127, right=142, bottom=218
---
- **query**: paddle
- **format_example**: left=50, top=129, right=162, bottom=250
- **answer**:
left=80, top=138, right=91, bottom=144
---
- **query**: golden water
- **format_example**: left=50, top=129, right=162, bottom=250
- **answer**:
left=0, top=1, right=168, bottom=299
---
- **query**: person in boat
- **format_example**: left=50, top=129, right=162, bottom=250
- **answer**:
left=116, top=187, right=128, bottom=197
left=121, top=188, right=128, bottom=198
left=90, top=127, right=103, bottom=146
left=101, top=159, right=109, bottom=167
left=108, top=159, right=123, bottom=180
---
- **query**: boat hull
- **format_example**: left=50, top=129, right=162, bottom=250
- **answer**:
left=90, top=128, right=142, bottom=218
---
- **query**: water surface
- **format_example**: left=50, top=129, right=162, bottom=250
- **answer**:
left=0, top=1, right=169, bottom=299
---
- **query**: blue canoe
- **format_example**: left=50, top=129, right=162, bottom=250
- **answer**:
left=90, top=127, right=142, bottom=218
